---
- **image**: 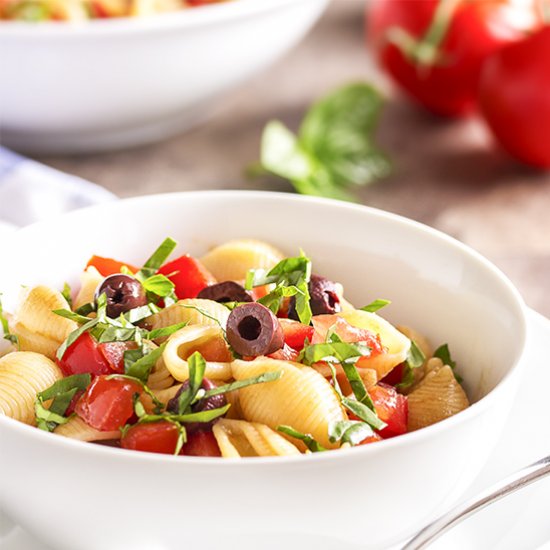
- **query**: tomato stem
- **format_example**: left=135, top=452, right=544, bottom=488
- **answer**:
left=387, top=0, right=461, bottom=68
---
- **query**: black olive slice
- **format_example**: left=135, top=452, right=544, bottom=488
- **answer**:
left=197, top=281, right=253, bottom=304
left=288, top=274, right=342, bottom=320
left=226, top=303, right=284, bottom=357
left=95, top=274, right=148, bottom=318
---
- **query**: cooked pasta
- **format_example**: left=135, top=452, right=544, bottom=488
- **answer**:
left=0, top=351, right=62, bottom=425
left=13, top=286, right=78, bottom=360
left=213, top=419, right=300, bottom=458
left=0, top=236, right=471, bottom=458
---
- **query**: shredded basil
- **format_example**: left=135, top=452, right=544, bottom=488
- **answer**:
left=328, top=420, right=374, bottom=446
left=124, top=342, right=166, bottom=383
left=396, top=339, right=426, bottom=391
left=276, top=425, right=326, bottom=452
left=174, top=352, right=206, bottom=415
left=341, top=397, right=386, bottom=431
left=360, top=299, right=391, bottom=313
left=203, top=371, right=282, bottom=398
left=61, top=282, right=73, bottom=308
left=0, top=294, right=18, bottom=348
left=141, top=274, right=175, bottom=298
left=136, top=237, right=177, bottom=280
left=433, top=343, right=463, bottom=383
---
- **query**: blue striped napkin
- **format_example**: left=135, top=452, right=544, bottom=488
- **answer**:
left=0, top=146, right=116, bottom=231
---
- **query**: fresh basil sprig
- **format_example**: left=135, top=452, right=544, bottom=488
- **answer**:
left=433, top=343, right=463, bottom=383
left=396, top=339, right=426, bottom=391
left=251, top=83, right=391, bottom=202
left=203, top=371, right=282, bottom=398
left=245, top=253, right=312, bottom=325
left=136, top=237, right=177, bottom=280
left=277, top=425, right=326, bottom=453
left=360, top=299, right=391, bottom=313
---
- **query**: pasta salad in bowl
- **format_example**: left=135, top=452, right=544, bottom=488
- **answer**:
left=0, top=191, right=527, bottom=550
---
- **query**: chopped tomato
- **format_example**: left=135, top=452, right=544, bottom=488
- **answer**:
left=98, top=341, right=136, bottom=374
left=58, top=333, right=112, bottom=377
left=248, top=284, right=271, bottom=301
left=158, top=254, right=216, bottom=300
left=181, top=430, right=221, bottom=457
left=279, top=318, right=314, bottom=351
left=76, top=376, right=142, bottom=431
left=368, top=383, right=408, bottom=438
left=121, top=421, right=180, bottom=454
left=380, top=363, right=405, bottom=387
left=358, top=433, right=382, bottom=446
left=268, top=343, right=300, bottom=362
left=86, top=255, right=137, bottom=277
left=311, top=315, right=385, bottom=357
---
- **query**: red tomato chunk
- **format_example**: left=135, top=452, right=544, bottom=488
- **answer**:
left=158, top=255, right=216, bottom=300
left=76, top=376, right=142, bottom=432
left=181, top=431, right=221, bottom=457
left=121, top=421, right=180, bottom=454
left=369, top=383, right=408, bottom=438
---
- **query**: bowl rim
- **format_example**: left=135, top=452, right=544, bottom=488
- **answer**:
left=0, top=190, right=529, bottom=467
left=0, top=0, right=327, bottom=38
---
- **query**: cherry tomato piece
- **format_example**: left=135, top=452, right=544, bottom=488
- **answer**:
left=76, top=376, right=142, bottom=431
left=86, top=255, right=137, bottom=276
left=279, top=318, right=315, bottom=351
left=368, top=383, right=408, bottom=438
left=98, top=341, right=137, bottom=374
left=58, top=332, right=112, bottom=377
left=268, top=343, right=300, bottom=362
left=158, top=254, right=217, bottom=300
left=181, top=431, right=221, bottom=457
left=121, top=421, right=180, bottom=454
left=479, top=27, right=550, bottom=168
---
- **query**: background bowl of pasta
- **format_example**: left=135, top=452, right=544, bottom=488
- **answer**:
left=0, top=0, right=328, bottom=154
left=0, top=191, right=527, bottom=550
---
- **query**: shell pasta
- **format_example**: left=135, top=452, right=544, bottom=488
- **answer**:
left=0, top=238, right=470, bottom=457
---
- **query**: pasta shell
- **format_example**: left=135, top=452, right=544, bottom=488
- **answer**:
left=213, top=419, right=301, bottom=458
left=148, top=299, right=230, bottom=335
left=54, top=415, right=120, bottom=442
left=0, top=351, right=63, bottom=425
left=73, top=266, right=104, bottom=311
left=338, top=310, right=411, bottom=381
left=200, top=239, right=285, bottom=281
left=147, top=356, right=175, bottom=390
left=407, top=365, right=470, bottom=432
left=231, top=357, right=346, bottom=450
left=14, top=286, right=78, bottom=360
left=163, top=326, right=233, bottom=381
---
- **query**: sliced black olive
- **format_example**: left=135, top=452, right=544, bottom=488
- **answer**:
left=166, top=378, right=227, bottom=433
left=288, top=274, right=342, bottom=320
left=226, top=302, right=284, bottom=357
left=95, top=274, right=148, bottom=318
left=197, top=281, right=253, bottom=304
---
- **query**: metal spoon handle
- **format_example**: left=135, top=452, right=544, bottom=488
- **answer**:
left=403, top=455, right=550, bottom=550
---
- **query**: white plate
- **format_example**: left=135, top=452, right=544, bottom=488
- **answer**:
left=1, top=309, right=549, bottom=550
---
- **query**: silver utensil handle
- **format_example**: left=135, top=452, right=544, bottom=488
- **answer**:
left=403, top=455, right=550, bottom=550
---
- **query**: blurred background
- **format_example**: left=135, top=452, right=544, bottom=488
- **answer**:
left=1, top=0, right=549, bottom=316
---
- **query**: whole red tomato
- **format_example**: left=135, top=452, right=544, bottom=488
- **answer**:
left=479, top=26, right=550, bottom=168
left=367, top=0, right=539, bottom=117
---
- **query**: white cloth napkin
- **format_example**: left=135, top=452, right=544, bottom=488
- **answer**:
left=0, top=146, right=116, bottom=231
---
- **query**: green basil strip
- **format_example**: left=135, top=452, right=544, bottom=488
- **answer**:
left=203, top=371, right=282, bottom=398
left=38, top=374, right=91, bottom=401
left=276, top=425, right=326, bottom=453
left=75, top=302, right=95, bottom=316
left=328, top=420, right=374, bottom=446
left=0, top=294, right=18, bottom=347
left=140, top=403, right=231, bottom=425
left=61, top=282, right=72, bottom=308
left=433, top=343, right=462, bottom=383
left=123, top=304, right=160, bottom=324
left=396, top=340, right=426, bottom=391
left=147, top=322, right=188, bottom=341
left=340, top=361, right=376, bottom=412
left=124, top=343, right=166, bottom=383
left=175, top=352, right=206, bottom=415
left=53, top=308, right=93, bottom=325
left=96, top=325, right=138, bottom=344
left=360, top=299, right=391, bottom=313
left=342, top=397, right=386, bottom=431
left=142, top=274, right=175, bottom=298
left=137, top=237, right=177, bottom=279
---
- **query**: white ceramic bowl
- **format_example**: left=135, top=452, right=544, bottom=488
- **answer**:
left=0, top=0, right=328, bottom=154
left=0, top=191, right=527, bottom=550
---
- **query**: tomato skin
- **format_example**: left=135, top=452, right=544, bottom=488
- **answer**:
left=367, top=0, right=534, bottom=117
left=279, top=319, right=315, bottom=351
left=121, top=422, right=180, bottom=454
left=268, top=343, right=300, bottom=362
left=158, top=255, right=217, bottom=300
left=368, top=383, right=408, bottom=438
left=58, top=333, right=112, bottom=377
left=76, top=376, right=142, bottom=432
left=181, top=431, right=221, bottom=457
left=479, top=27, right=550, bottom=168
left=86, top=255, right=137, bottom=277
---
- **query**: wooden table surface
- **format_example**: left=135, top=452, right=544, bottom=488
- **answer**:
left=37, top=0, right=550, bottom=318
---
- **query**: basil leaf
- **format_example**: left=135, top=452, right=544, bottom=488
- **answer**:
left=141, top=403, right=231, bottom=425
left=96, top=325, right=138, bottom=344
left=276, top=425, right=326, bottom=453
left=124, top=343, right=166, bottom=383
left=301, top=340, right=371, bottom=367
left=122, top=304, right=160, bottom=324
left=396, top=340, right=426, bottom=391
left=299, top=83, right=391, bottom=188
left=360, top=299, right=391, bottom=313
left=328, top=420, right=374, bottom=446
left=38, top=374, right=91, bottom=401
left=433, top=343, right=463, bottom=383
left=137, top=237, right=177, bottom=280
left=175, top=352, right=206, bottom=415
left=0, top=294, right=18, bottom=347
left=147, top=322, right=188, bottom=341
left=142, top=274, right=176, bottom=298
left=75, top=302, right=95, bottom=316
left=53, top=308, right=93, bottom=325
left=341, top=397, right=386, bottom=431
left=203, top=370, right=282, bottom=398
left=61, top=282, right=72, bottom=308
